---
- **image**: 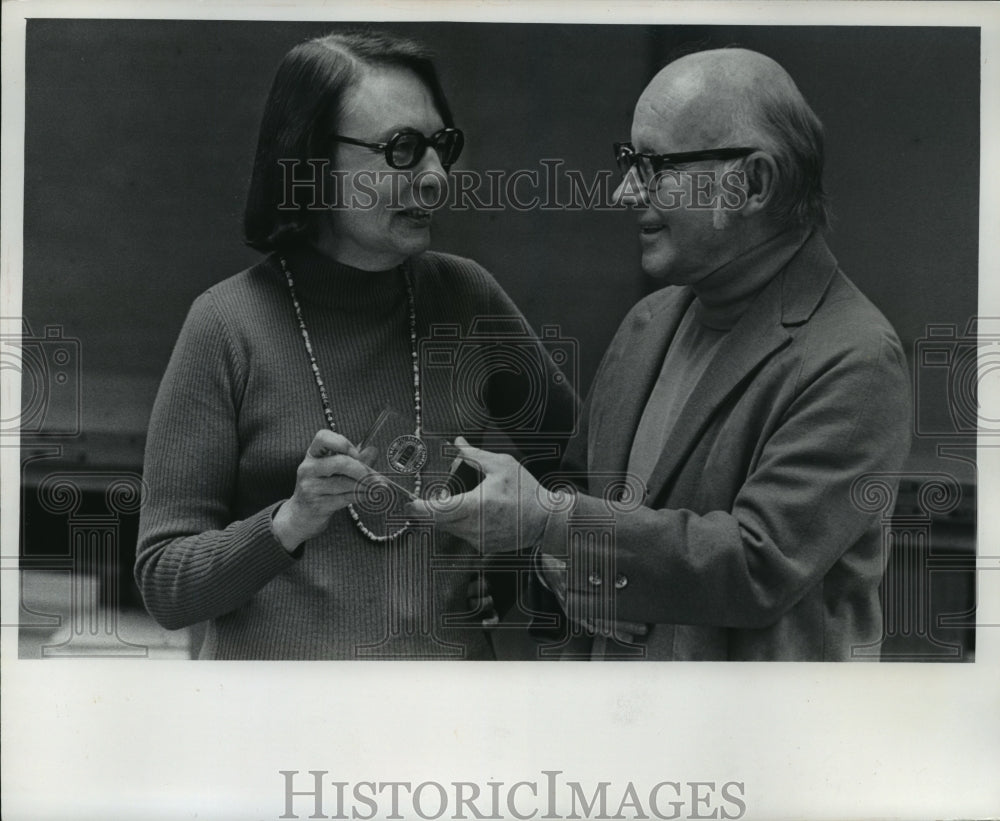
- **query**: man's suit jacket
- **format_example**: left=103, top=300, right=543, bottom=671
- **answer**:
left=534, top=231, right=912, bottom=660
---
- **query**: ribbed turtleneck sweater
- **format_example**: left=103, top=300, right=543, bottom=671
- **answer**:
left=136, top=247, right=576, bottom=659
left=628, top=229, right=808, bottom=481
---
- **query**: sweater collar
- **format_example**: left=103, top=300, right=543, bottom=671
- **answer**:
left=691, top=227, right=810, bottom=330
left=277, top=244, right=407, bottom=313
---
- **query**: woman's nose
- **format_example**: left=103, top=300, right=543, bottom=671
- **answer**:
left=417, top=144, right=449, bottom=176
left=412, top=149, right=448, bottom=207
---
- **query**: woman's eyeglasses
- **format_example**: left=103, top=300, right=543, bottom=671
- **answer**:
left=614, top=142, right=758, bottom=186
left=331, top=127, right=465, bottom=170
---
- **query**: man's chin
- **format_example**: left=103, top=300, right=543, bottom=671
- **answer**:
left=643, top=267, right=673, bottom=281
left=640, top=254, right=676, bottom=281
left=641, top=253, right=704, bottom=286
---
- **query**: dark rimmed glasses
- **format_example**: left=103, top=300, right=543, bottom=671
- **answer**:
left=331, top=127, right=465, bottom=170
left=614, top=142, right=758, bottom=186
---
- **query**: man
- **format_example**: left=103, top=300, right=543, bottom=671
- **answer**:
left=411, top=48, right=911, bottom=661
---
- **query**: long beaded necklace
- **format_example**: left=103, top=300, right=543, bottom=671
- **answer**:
left=280, top=256, right=421, bottom=542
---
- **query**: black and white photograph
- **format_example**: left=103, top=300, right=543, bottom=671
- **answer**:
left=2, top=1, right=999, bottom=819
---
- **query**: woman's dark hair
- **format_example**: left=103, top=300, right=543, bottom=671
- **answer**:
left=243, top=29, right=455, bottom=252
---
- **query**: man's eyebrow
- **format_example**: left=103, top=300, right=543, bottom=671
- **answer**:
left=632, top=142, right=663, bottom=155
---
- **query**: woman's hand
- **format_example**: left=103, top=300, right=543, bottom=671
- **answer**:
left=272, top=430, right=378, bottom=551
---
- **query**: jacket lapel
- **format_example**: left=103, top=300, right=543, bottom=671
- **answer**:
left=642, top=232, right=839, bottom=504
left=590, top=291, right=693, bottom=476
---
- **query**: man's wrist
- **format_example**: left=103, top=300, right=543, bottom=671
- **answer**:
left=522, top=499, right=551, bottom=552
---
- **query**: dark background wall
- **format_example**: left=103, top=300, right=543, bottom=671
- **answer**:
left=21, top=20, right=979, bottom=457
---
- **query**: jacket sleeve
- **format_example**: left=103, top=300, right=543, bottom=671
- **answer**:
left=134, top=292, right=297, bottom=630
left=535, top=328, right=912, bottom=629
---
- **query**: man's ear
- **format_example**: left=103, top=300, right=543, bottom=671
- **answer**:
left=741, top=152, right=778, bottom=216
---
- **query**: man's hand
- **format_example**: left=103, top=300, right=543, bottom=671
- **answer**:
left=406, top=437, right=549, bottom=554
left=466, top=575, right=499, bottom=627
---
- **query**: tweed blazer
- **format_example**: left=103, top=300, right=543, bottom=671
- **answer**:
left=534, top=232, right=912, bottom=660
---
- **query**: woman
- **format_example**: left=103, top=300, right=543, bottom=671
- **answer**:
left=134, top=30, right=577, bottom=659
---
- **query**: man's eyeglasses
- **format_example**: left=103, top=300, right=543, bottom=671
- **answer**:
left=614, top=142, right=758, bottom=186
left=331, top=127, right=465, bottom=171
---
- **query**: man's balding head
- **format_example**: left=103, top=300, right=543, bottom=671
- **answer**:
left=635, top=48, right=828, bottom=230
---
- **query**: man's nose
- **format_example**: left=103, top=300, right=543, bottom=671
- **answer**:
left=612, top=168, right=649, bottom=208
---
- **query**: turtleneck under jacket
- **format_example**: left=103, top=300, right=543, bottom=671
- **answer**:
left=628, top=229, right=808, bottom=481
left=135, top=247, right=577, bottom=659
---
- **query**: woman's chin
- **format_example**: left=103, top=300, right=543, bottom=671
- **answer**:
left=392, top=222, right=434, bottom=257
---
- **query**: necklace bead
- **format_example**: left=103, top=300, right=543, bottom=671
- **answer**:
left=280, top=256, right=420, bottom=542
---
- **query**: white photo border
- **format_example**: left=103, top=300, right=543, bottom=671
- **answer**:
left=2, top=2, right=999, bottom=820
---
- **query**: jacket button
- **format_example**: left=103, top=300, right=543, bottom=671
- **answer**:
left=587, top=572, right=603, bottom=587
left=614, top=575, right=628, bottom=590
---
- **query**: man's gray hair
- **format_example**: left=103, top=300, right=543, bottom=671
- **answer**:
left=738, top=73, right=831, bottom=230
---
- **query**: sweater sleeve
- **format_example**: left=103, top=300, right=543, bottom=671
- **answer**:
left=135, top=291, right=298, bottom=630
left=482, top=269, right=581, bottom=479
left=416, top=252, right=580, bottom=480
